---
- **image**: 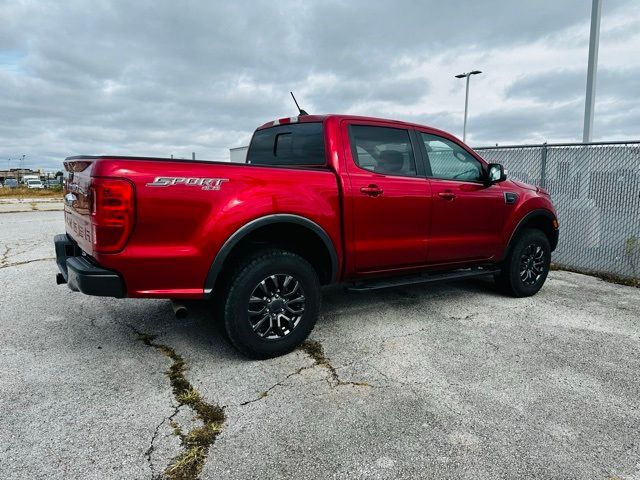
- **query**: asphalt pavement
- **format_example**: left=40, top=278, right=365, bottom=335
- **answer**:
left=1, top=210, right=639, bottom=479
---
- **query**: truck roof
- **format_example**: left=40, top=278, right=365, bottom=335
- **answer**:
left=256, top=114, right=455, bottom=139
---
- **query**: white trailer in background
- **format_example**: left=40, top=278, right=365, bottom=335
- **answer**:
left=229, top=146, right=248, bottom=163
left=22, top=175, right=40, bottom=185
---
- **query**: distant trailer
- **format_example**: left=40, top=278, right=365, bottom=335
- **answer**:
left=22, top=175, right=40, bottom=184
left=229, top=146, right=248, bottom=163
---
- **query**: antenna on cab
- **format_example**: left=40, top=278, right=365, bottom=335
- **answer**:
left=290, top=91, right=309, bottom=116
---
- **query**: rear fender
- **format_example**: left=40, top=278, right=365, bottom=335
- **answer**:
left=204, top=214, right=338, bottom=296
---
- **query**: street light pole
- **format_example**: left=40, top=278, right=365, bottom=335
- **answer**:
left=583, top=0, right=602, bottom=143
left=463, top=75, right=471, bottom=142
left=455, top=70, right=482, bottom=143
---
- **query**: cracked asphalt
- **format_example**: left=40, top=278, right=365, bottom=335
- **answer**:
left=1, top=210, right=639, bottom=479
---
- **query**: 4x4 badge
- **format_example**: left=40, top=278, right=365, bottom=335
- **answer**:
left=146, top=177, right=228, bottom=191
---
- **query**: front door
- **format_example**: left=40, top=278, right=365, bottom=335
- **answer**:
left=418, top=132, right=506, bottom=265
left=344, top=123, right=431, bottom=273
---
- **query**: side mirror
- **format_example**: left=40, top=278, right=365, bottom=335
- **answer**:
left=487, top=163, right=507, bottom=183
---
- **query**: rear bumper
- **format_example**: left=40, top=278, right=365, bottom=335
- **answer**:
left=54, top=233, right=125, bottom=298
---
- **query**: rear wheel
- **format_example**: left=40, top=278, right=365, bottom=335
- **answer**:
left=496, top=228, right=551, bottom=297
left=222, top=249, right=320, bottom=359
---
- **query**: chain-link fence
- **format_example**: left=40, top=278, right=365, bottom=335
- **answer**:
left=475, top=141, right=640, bottom=281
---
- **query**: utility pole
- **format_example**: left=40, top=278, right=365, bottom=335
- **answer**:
left=455, top=70, right=482, bottom=143
left=583, top=0, right=602, bottom=143
left=20, top=154, right=25, bottom=183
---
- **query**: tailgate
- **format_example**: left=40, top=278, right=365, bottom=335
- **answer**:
left=63, top=157, right=95, bottom=254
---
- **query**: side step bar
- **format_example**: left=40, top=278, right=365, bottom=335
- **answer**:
left=346, top=267, right=501, bottom=292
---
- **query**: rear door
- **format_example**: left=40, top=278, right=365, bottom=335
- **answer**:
left=343, top=122, right=431, bottom=273
left=417, top=132, right=506, bottom=264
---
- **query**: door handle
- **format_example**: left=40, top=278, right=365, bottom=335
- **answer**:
left=438, top=191, right=456, bottom=200
left=360, top=184, right=383, bottom=197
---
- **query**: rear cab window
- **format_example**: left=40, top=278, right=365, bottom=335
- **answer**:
left=247, top=122, right=326, bottom=166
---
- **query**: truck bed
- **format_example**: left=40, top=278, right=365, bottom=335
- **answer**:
left=63, top=156, right=342, bottom=298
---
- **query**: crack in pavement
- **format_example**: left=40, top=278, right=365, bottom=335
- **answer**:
left=0, top=256, right=55, bottom=269
left=122, top=326, right=370, bottom=476
left=238, top=365, right=311, bottom=407
left=0, top=245, right=10, bottom=266
left=146, top=406, right=181, bottom=479
left=300, top=339, right=373, bottom=388
left=238, top=339, right=373, bottom=407
left=126, top=325, right=226, bottom=480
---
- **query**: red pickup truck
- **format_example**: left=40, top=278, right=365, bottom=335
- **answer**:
left=55, top=114, right=558, bottom=358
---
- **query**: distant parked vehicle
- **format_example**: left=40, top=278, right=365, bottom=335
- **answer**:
left=45, top=179, right=62, bottom=189
left=22, top=175, right=40, bottom=185
left=4, top=179, right=19, bottom=188
left=26, top=179, right=44, bottom=189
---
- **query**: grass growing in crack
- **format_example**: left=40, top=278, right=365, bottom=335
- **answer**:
left=169, top=419, right=184, bottom=438
left=165, top=447, right=207, bottom=480
left=136, top=333, right=225, bottom=480
left=176, top=387, right=200, bottom=405
left=300, top=340, right=371, bottom=388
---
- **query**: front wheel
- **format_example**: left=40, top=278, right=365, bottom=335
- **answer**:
left=495, top=228, right=551, bottom=297
left=222, top=249, right=321, bottom=359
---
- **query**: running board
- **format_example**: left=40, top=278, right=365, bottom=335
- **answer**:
left=346, top=267, right=500, bottom=292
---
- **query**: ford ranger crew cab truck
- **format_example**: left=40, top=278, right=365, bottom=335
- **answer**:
left=55, top=114, right=559, bottom=358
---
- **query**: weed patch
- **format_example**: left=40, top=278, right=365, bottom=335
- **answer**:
left=0, top=186, right=62, bottom=198
left=136, top=332, right=225, bottom=480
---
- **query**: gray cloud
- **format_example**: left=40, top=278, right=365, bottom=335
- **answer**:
left=468, top=102, right=584, bottom=145
left=0, top=0, right=638, bottom=170
left=506, top=67, right=640, bottom=102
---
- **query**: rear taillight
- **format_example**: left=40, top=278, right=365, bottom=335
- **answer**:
left=90, top=177, right=135, bottom=253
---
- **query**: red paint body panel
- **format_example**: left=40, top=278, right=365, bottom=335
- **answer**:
left=426, top=178, right=505, bottom=264
left=62, top=114, right=557, bottom=298
left=338, top=119, right=432, bottom=273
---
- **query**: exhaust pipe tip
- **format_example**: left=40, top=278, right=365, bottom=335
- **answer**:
left=171, top=301, right=188, bottom=319
left=56, top=273, right=66, bottom=285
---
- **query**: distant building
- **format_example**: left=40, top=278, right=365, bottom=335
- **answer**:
left=0, top=168, right=61, bottom=182
left=230, top=146, right=248, bottom=163
left=0, top=168, right=41, bottom=181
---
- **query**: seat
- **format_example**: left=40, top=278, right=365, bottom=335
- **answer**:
left=374, top=150, right=404, bottom=175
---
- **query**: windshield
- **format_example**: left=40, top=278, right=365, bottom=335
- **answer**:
left=28, top=180, right=41, bottom=185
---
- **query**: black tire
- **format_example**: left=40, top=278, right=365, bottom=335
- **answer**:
left=496, top=228, right=551, bottom=297
left=223, top=248, right=321, bottom=359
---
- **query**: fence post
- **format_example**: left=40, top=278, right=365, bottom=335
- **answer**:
left=540, top=142, right=548, bottom=188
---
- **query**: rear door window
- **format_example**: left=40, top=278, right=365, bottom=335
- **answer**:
left=247, top=122, right=326, bottom=166
left=349, top=125, right=418, bottom=177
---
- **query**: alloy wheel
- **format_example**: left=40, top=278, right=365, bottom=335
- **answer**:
left=519, top=243, right=546, bottom=286
left=247, top=274, right=306, bottom=339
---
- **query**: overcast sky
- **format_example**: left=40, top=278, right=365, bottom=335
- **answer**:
left=1, top=0, right=639, bottom=171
